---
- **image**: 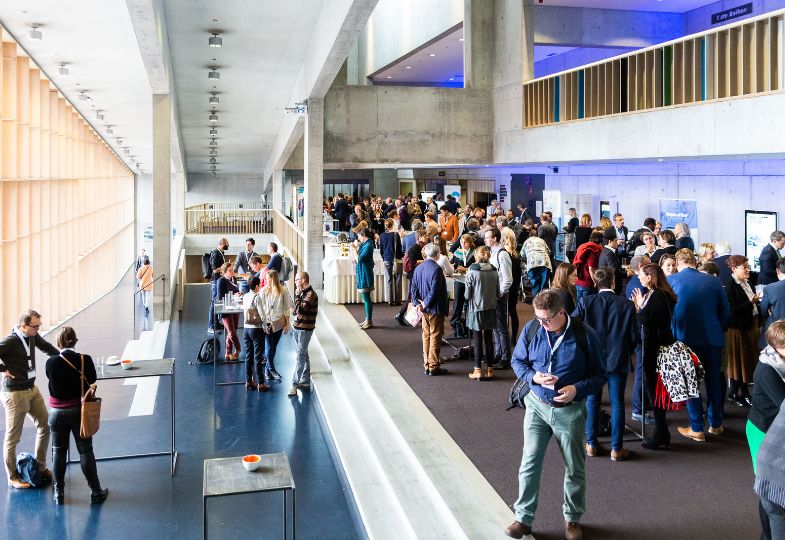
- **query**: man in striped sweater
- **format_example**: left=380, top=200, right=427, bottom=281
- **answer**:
left=288, top=272, right=319, bottom=397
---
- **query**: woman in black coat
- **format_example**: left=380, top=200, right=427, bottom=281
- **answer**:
left=632, top=263, right=677, bottom=450
left=46, top=327, right=108, bottom=505
left=724, top=255, right=761, bottom=407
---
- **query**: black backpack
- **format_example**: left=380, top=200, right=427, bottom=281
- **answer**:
left=507, top=317, right=590, bottom=410
left=201, top=253, right=212, bottom=279
left=196, top=338, right=219, bottom=364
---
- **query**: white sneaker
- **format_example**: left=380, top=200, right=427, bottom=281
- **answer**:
left=287, top=386, right=298, bottom=397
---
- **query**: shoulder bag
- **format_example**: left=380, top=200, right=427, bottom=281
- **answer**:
left=245, top=293, right=263, bottom=325
left=61, top=354, right=102, bottom=438
left=262, top=293, right=288, bottom=334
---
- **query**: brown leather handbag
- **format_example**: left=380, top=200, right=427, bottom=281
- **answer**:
left=62, top=354, right=102, bottom=438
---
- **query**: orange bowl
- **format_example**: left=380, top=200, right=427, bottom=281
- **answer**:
left=242, top=454, right=262, bottom=471
left=121, top=359, right=134, bottom=370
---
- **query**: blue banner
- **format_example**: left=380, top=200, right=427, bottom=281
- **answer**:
left=659, top=199, right=698, bottom=229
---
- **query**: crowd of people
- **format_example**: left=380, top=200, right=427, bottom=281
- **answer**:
left=326, top=191, right=785, bottom=540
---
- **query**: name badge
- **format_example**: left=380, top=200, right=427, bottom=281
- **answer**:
left=27, top=369, right=36, bottom=379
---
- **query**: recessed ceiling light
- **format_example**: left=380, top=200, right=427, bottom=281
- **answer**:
left=208, top=67, right=220, bottom=80
left=458, top=38, right=464, bottom=42
left=209, top=32, right=222, bottom=47
left=386, top=76, right=392, bottom=79
left=429, top=53, right=436, bottom=57
left=58, top=63, right=69, bottom=76
left=209, top=112, right=218, bottom=123
left=449, top=78, right=454, bottom=81
left=29, top=25, right=42, bottom=40
left=405, top=66, right=411, bottom=69
left=209, top=93, right=219, bottom=104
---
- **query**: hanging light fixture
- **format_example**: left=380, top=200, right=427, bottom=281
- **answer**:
left=124, top=147, right=131, bottom=155
left=58, top=63, right=69, bottom=76
left=29, top=25, right=43, bottom=40
left=78, top=91, right=88, bottom=101
left=209, top=127, right=217, bottom=135
left=209, top=33, right=223, bottom=47
left=95, top=110, right=104, bottom=120
left=209, top=138, right=217, bottom=146
left=208, top=67, right=220, bottom=80
left=116, top=137, right=123, bottom=145
left=106, top=126, right=113, bottom=135
left=209, top=112, right=218, bottom=123
left=209, top=157, right=217, bottom=164
left=209, top=93, right=219, bottom=105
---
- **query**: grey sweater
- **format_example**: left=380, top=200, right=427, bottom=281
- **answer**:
left=464, top=262, right=499, bottom=313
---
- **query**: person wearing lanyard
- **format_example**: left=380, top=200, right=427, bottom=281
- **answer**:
left=506, top=290, right=606, bottom=540
left=0, top=309, right=59, bottom=489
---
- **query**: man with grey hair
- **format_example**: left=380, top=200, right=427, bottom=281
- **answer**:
left=714, top=240, right=733, bottom=283
left=759, top=231, right=785, bottom=285
left=410, top=242, right=449, bottom=376
left=506, top=290, right=605, bottom=540
left=0, top=309, right=59, bottom=489
left=402, top=219, right=423, bottom=252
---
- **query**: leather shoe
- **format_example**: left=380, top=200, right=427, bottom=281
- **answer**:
left=40, top=468, right=53, bottom=482
left=8, top=478, right=31, bottom=489
left=257, top=382, right=270, bottom=392
left=504, top=520, right=532, bottom=539
left=728, top=395, right=746, bottom=407
left=585, top=443, right=599, bottom=457
left=610, top=448, right=630, bottom=461
left=677, top=426, right=706, bottom=442
left=565, top=521, right=583, bottom=540
left=427, top=367, right=449, bottom=376
left=707, top=425, right=724, bottom=435
left=90, top=488, right=109, bottom=505
left=393, top=314, right=407, bottom=327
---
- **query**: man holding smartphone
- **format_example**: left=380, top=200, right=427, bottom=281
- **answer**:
left=505, top=290, right=606, bottom=540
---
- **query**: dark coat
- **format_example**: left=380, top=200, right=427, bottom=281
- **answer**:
left=333, top=198, right=350, bottom=221
left=0, top=330, right=59, bottom=391
left=675, top=237, right=695, bottom=251
left=379, top=232, right=403, bottom=263
left=651, top=245, right=678, bottom=264
left=724, top=278, right=756, bottom=331
left=209, top=249, right=226, bottom=281
left=598, top=247, right=625, bottom=295
left=760, top=279, right=785, bottom=348
left=749, top=361, right=785, bottom=433
left=668, top=268, right=731, bottom=348
left=573, top=291, right=639, bottom=373
left=715, top=254, right=733, bottom=284
left=233, top=250, right=258, bottom=274
left=410, top=259, right=449, bottom=316
left=759, top=244, right=782, bottom=286
left=637, top=289, right=676, bottom=370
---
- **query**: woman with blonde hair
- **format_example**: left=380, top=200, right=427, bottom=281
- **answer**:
left=575, top=214, right=593, bottom=250
left=697, top=242, right=715, bottom=267
left=599, top=216, right=612, bottom=231
left=674, top=222, right=695, bottom=251
left=502, top=231, right=522, bottom=339
left=259, top=270, right=291, bottom=381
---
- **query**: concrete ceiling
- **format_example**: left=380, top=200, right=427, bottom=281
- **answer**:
left=370, top=26, right=464, bottom=86
left=537, top=0, right=719, bottom=13
left=164, top=0, right=325, bottom=176
left=0, top=1, right=151, bottom=174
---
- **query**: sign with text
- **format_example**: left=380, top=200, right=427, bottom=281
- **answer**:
left=659, top=199, right=698, bottom=229
left=542, top=190, right=562, bottom=218
left=712, top=3, right=752, bottom=25
left=746, top=210, right=778, bottom=272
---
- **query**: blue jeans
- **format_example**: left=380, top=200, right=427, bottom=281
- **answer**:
left=243, top=328, right=265, bottom=382
left=207, top=279, right=219, bottom=329
left=493, top=293, right=511, bottom=364
left=264, top=329, right=284, bottom=374
left=575, top=285, right=595, bottom=300
left=631, top=343, right=650, bottom=415
left=291, top=329, right=313, bottom=385
left=527, top=267, right=549, bottom=295
left=685, top=345, right=724, bottom=431
left=586, top=372, right=628, bottom=451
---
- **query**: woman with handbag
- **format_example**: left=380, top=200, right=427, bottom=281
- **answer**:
left=217, top=263, right=242, bottom=361
left=631, top=263, right=678, bottom=450
left=465, top=246, right=499, bottom=380
left=724, top=255, right=761, bottom=407
left=136, top=259, right=153, bottom=314
left=259, top=270, right=291, bottom=382
left=243, top=276, right=269, bottom=392
left=45, top=327, right=108, bottom=505
left=354, top=228, right=376, bottom=329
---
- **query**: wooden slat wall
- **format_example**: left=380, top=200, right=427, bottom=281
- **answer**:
left=0, top=29, right=134, bottom=333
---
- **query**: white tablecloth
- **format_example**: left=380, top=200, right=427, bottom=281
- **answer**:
left=322, top=245, right=412, bottom=304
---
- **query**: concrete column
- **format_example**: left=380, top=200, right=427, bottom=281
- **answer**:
left=522, top=0, right=535, bottom=82
left=272, top=170, right=284, bottom=213
left=464, top=0, right=494, bottom=89
left=303, top=98, right=324, bottom=289
left=152, top=94, right=171, bottom=321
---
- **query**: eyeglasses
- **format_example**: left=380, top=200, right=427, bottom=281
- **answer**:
left=534, top=311, right=562, bottom=325
left=25, top=324, right=41, bottom=330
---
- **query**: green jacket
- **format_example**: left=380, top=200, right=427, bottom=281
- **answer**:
left=355, top=239, right=375, bottom=291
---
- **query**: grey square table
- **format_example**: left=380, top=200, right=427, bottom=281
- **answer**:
left=213, top=302, right=247, bottom=387
left=203, top=453, right=296, bottom=539
left=68, top=358, right=178, bottom=475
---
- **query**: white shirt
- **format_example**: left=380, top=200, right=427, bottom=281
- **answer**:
left=490, top=245, right=513, bottom=295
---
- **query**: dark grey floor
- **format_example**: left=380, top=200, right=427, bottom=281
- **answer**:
left=0, top=273, right=361, bottom=540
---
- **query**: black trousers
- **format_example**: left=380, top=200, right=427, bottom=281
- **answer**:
left=48, top=406, right=101, bottom=492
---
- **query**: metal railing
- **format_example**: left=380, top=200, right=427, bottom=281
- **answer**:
left=272, top=211, right=305, bottom=272
left=184, top=202, right=273, bottom=235
left=524, top=8, right=785, bottom=127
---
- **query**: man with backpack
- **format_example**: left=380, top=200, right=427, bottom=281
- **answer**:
left=505, top=290, right=606, bottom=540
left=485, top=228, right=513, bottom=369
left=207, top=238, right=229, bottom=334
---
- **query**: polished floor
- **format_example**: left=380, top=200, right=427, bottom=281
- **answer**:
left=0, top=274, right=360, bottom=540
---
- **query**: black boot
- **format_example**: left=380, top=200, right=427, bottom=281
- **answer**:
left=642, top=409, right=670, bottom=450
left=81, top=452, right=108, bottom=504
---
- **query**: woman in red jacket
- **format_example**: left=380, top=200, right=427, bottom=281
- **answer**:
left=572, top=231, right=604, bottom=300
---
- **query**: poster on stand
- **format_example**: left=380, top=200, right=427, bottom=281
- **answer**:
left=444, top=184, right=461, bottom=203
left=746, top=210, right=778, bottom=272
left=542, top=190, right=562, bottom=218
left=659, top=199, right=698, bottom=229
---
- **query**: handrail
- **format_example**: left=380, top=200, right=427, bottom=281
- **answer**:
left=133, top=273, right=167, bottom=339
left=523, top=9, right=784, bottom=128
left=185, top=205, right=273, bottom=235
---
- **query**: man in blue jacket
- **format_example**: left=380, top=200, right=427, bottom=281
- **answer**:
left=410, top=243, right=449, bottom=376
left=625, top=255, right=653, bottom=425
left=759, top=258, right=785, bottom=349
left=758, top=231, right=785, bottom=286
left=506, top=290, right=606, bottom=540
left=667, top=249, right=731, bottom=441
left=573, top=267, right=638, bottom=461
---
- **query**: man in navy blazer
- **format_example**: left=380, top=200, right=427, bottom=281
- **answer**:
left=573, top=267, right=639, bottom=461
left=667, top=249, right=731, bottom=441
left=758, top=231, right=785, bottom=286
left=625, top=255, right=653, bottom=424
left=759, top=258, right=785, bottom=348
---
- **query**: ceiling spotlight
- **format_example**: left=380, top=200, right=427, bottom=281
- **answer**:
left=209, top=33, right=222, bottom=47
left=58, top=63, right=69, bottom=76
left=209, top=127, right=217, bottom=135
left=96, top=110, right=104, bottom=120
left=29, top=25, right=42, bottom=40
left=209, top=93, right=219, bottom=104
left=209, top=112, right=218, bottom=123
left=429, top=53, right=436, bottom=57
left=209, top=138, right=217, bottom=146
left=106, top=126, right=113, bottom=135
left=208, top=67, right=220, bottom=80
left=210, top=157, right=217, bottom=164
left=78, top=91, right=88, bottom=101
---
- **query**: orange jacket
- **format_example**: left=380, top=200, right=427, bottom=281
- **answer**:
left=440, top=214, right=459, bottom=242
